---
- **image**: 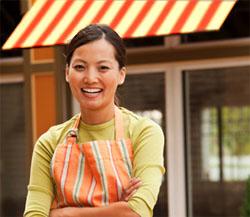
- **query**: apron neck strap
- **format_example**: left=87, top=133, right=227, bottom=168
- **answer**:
left=65, top=116, right=80, bottom=144
left=115, top=106, right=124, bottom=140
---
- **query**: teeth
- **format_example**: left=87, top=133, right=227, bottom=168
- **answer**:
left=81, top=88, right=102, bottom=93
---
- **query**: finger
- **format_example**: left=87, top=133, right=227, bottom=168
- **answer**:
left=129, top=180, right=142, bottom=192
left=122, top=178, right=142, bottom=200
left=125, top=179, right=142, bottom=192
left=126, top=178, right=141, bottom=190
left=120, top=180, right=142, bottom=202
left=125, top=189, right=137, bottom=201
left=123, top=180, right=142, bottom=197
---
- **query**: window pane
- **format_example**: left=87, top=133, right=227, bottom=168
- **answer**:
left=201, top=108, right=219, bottom=181
left=222, top=106, right=250, bottom=181
left=0, top=83, right=26, bottom=216
left=185, top=66, right=250, bottom=217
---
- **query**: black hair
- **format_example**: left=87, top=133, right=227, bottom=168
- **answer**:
left=66, top=24, right=126, bottom=70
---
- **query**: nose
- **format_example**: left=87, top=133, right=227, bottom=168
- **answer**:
left=83, top=67, right=98, bottom=84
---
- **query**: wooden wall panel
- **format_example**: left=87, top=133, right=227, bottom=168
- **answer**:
left=31, top=73, right=56, bottom=143
left=30, top=47, right=54, bottom=64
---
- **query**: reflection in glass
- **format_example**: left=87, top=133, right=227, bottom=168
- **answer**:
left=201, top=106, right=250, bottom=182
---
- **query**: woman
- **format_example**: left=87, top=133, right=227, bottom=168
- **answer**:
left=24, top=24, right=165, bottom=217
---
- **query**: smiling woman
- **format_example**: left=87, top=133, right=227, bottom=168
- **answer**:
left=65, top=38, right=126, bottom=124
left=23, top=24, right=165, bottom=217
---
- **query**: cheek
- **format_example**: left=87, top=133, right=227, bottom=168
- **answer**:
left=105, top=77, right=119, bottom=92
left=68, top=76, right=81, bottom=94
left=105, top=72, right=120, bottom=87
left=68, top=72, right=81, bottom=84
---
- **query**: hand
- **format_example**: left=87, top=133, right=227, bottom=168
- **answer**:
left=120, top=178, right=142, bottom=202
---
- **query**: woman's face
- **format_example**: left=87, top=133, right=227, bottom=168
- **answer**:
left=66, top=38, right=126, bottom=114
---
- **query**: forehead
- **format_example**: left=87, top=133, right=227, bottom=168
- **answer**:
left=72, top=38, right=116, bottom=61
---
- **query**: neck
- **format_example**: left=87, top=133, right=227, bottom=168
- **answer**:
left=80, top=104, right=115, bottom=125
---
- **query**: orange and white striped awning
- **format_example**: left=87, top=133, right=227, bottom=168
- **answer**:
left=2, top=0, right=237, bottom=50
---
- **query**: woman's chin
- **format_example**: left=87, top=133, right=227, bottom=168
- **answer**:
left=80, top=101, right=102, bottom=112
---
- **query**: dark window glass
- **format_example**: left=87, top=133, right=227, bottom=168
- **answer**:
left=0, top=82, right=26, bottom=216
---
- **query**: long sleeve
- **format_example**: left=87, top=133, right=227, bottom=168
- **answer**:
left=128, top=118, right=165, bottom=217
left=24, top=117, right=76, bottom=217
left=24, top=130, right=56, bottom=217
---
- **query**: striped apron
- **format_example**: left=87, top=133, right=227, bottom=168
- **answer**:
left=50, top=107, right=133, bottom=208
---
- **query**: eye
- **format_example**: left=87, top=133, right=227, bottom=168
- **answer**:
left=73, top=65, right=85, bottom=71
left=99, top=65, right=110, bottom=71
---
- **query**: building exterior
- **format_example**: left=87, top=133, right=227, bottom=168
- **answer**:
left=0, top=0, right=249, bottom=216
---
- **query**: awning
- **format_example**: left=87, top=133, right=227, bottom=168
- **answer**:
left=2, top=0, right=237, bottom=50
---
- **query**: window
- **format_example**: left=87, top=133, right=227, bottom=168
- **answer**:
left=201, top=107, right=219, bottom=181
left=134, top=110, right=163, bottom=127
left=0, top=81, right=26, bottom=216
left=185, top=65, right=250, bottom=217
left=201, top=106, right=250, bottom=182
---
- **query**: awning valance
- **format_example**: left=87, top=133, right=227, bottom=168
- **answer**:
left=2, top=0, right=237, bottom=50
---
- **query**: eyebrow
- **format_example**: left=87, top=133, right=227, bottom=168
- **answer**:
left=72, top=58, right=86, bottom=63
left=72, top=58, right=112, bottom=64
left=97, top=60, right=112, bottom=64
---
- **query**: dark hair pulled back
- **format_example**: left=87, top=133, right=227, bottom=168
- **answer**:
left=66, top=24, right=126, bottom=70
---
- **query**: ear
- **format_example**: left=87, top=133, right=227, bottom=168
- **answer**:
left=65, top=64, right=69, bottom=82
left=119, top=67, right=126, bottom=85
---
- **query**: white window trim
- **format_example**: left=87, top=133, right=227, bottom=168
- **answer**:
left=166, top=67, right=187, bottom=217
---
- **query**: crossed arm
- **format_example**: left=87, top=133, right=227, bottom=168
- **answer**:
left=49, top=202, right=138, bottom=217
left=49, top=178, right=142, bottom=217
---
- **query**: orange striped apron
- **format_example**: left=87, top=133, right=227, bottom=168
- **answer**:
left=50, top=107, right=133, bottom=208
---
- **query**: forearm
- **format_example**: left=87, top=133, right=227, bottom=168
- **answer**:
left=50, top=202, right=140, bottom=217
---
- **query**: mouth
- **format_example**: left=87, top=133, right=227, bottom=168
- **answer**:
left=81, top=88, right=103, bottom=94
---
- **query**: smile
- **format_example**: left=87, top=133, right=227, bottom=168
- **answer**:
left=81, top=88, right=103, bottom=94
